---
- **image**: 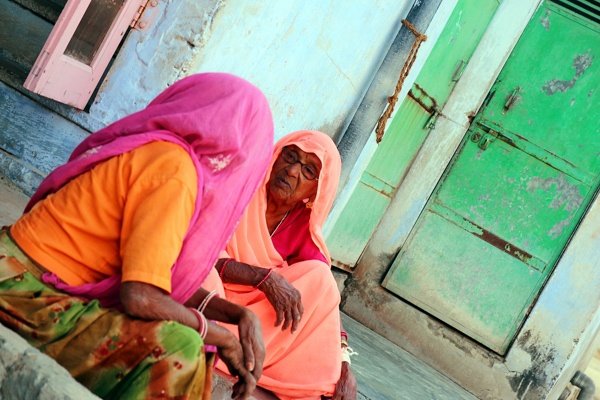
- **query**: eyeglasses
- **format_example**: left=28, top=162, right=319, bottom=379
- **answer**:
left=280, top=147, right=319, bottom=181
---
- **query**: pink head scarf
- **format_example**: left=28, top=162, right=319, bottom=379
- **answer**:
left=27, top=73, right=274, bottom=307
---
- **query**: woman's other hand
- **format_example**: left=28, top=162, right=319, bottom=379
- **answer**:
left=208, top=321, right=257, bottom=400
left=258, top=270, right=304, bottom=333
left=332, top=362, right=357, bottom=400
left=189, top=291, right=266, bottom=383
left=237, top=308, right=265, bottom=382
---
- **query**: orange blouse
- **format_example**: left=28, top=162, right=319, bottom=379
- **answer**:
left=11, top=141, right=197, bottom=293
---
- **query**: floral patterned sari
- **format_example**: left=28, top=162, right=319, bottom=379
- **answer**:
left=0, top=229, right=212, bottom=400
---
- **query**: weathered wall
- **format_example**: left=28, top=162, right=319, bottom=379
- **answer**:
left=0, top=83, right=89, bottom=196
left=1, top=0, right=415, bottom=194
left=337, top=0, right=600, bottom=399
left=59, top=0, right=415, bottom=140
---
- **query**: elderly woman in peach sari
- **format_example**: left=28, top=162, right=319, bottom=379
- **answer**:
left=203, top=130, right=357, bottom=399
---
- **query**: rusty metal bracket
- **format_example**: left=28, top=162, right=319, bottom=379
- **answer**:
left=501, top=86, right=522, bottom=115
left=424, top=109, right=440, bottom=129
left=451, top=60, right=467, bottom=82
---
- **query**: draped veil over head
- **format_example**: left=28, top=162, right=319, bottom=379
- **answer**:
left=26, top=73, right=275, bottom=306
left=224, top=129, right=342, bottom=269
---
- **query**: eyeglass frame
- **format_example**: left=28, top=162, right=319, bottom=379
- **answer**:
left=280, top=146, right=320, bottom=181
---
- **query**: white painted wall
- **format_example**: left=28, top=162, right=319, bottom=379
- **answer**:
left=77, top=0, right=415, bottom=142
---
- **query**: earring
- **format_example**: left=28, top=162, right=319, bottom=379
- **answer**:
left=305, top=201, right=313, bottom=208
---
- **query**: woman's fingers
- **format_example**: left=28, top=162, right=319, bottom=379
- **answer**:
left=282, top=306, right=293, bottom=331
left=231, top=369, right=257, bottom=400
left=238, top=310, right=265, bottom=380
left=273, top=301, right=285, bottom=327
left=261, top=271, right=304, bottom=332
left=291, top=301, right=304, bottom=333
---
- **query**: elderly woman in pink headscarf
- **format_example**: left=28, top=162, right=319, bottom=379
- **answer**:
left=203, top=130, right=358, bottom=399
left=0, top=73, right=273, bottom=399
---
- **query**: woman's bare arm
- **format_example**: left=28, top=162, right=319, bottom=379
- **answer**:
left=120, top=281, right=261, bottom=399
left=214, top=258, right=304, bottom=333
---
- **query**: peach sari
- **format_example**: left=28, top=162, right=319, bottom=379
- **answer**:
left=203, top=130, right=343, bottom=399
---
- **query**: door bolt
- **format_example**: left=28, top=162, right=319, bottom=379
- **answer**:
left=471, top=132, right=482, bottom=142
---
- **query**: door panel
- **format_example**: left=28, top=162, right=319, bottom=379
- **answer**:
left=435, top=125, right=589, bottom=267
left=481, top=5, right=600, bottom=182
left=327, top=0, right=501, bottom=270
left=383, top=1, right=600, bottom=354
left=383, top=210, right=543, bottom=350
left=327, top=99, right=430, bottom=269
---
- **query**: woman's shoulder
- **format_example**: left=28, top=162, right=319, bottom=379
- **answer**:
left=125, top=141, right=196, bottom=186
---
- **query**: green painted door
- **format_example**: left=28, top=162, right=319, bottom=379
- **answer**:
left=383, top=1, right=600, bottom=354
left=327, top=0, right=501, bottom=270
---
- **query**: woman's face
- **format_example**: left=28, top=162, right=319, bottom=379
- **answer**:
left=267, top=145, right=322, bottom=207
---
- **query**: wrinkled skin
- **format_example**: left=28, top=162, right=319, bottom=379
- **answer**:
left=258, top=270, right=304, bottom=333
left=185, top=286, right=266, bottom=400
left=215, top=325, right=257, bottom=399
left=235, top=309, right=266, bottom=380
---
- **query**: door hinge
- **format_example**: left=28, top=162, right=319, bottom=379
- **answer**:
left=131, top=0, right=159, bottom=30
left=424, top=108, right=440, bottom=130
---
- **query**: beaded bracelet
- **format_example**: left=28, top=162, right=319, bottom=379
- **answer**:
left=197, top=290, right=218, bottom=314
left=341, top=330, right=349, bottom=342
left=255, top=268, right=273, bottom=288
left=220, top=258, right=234, bottom=279
left=189, top=307, right=208, bottom=339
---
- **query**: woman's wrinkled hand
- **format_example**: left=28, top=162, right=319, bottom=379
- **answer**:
left=332, top=362, right=357, bottom=400
left=237, top=308, right=265, bottom=382
left=214, top=325, right=257, bottom=400
left=258, top=270, right=304, bottom=333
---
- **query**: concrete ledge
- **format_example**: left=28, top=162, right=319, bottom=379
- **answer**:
left=0, top=324, right=100, bottom=400
left=212, top=370, right=278, bottom=400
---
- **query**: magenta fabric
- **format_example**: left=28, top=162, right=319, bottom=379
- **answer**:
left=26, top=73, right=274, bottom=307
left=271, top=203, right=327, bottom=265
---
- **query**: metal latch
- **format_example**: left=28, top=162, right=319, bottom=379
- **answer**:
left=424, top=108, right=440, bottom=129
left=471, top=127, right=498, bottom=150
left=131, top=0, right=159, bottom=31
left=502, top=86, right=521, bottom=115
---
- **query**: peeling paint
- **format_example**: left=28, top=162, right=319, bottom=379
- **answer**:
left=542, top=51, right=594, bottom=95
left=548, top=217, right=574, bottom=239
left=449, top=11, right=463, bottom=44
left=540, top=10, right=550, bottom=31
left=527, top=173, right=584, bottom=213
left=347, top=267, right=394, bottom=314
left=527, top=173, right=584, bottom=238
left=508, top=330, right=557, bottom=400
